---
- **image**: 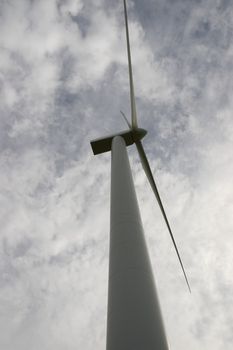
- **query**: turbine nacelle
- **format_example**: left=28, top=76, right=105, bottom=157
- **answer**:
left=90, top=128, right=147, bottom=155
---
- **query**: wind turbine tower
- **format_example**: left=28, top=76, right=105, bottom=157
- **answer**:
left=90, top=1, right=190, bottom=349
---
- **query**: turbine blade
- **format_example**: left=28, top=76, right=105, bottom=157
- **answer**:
left=135, top=141, right=191, bottom=293
left=123, top=0, right=138, bottom=129
left=120, top=111, right=132, bottom=129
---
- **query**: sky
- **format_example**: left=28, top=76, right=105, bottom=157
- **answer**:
left=0, top=0, right=233, bottom=349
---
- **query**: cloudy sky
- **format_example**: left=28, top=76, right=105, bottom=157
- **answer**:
left=0, top=0, right=233, bottom=349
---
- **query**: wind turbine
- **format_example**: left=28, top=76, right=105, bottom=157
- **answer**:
left=90, top=0, right=190, bottom=349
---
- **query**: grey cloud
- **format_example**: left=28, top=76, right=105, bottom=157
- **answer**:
left=1, top=0, right=233, bottom=349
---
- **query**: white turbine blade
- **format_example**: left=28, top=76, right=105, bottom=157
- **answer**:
left=123, top=0, right=138, bottom=129
left=135, top=141, right=191, bottom=293
left=120, top=111, right=132, bottom=129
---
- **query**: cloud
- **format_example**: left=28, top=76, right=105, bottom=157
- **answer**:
left=0, top=0, right=233, bottom=349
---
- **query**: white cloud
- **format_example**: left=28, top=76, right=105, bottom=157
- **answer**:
left=1, top=0, right=233, bottom=349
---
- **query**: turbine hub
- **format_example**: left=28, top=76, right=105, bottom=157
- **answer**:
left=132, top=128, right=147, bottom=142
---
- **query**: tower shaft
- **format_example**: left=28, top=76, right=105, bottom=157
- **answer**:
left=106, top=136, right=169, bottom=350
